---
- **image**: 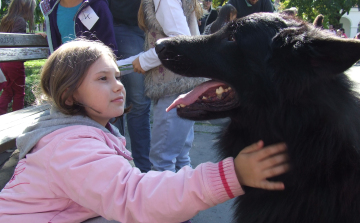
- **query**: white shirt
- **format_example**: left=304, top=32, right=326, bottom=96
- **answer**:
left=139, top=0, right=199, bottom=71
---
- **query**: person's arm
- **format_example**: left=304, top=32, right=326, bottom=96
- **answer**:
left=48, top=130, right=242, bottom=222
left=134, top=0, right=192, bottom=73
left=48, top=129, right=288, bottom=222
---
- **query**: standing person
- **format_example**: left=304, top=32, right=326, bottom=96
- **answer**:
left=227, top=0, right=274, bottom=18
left=199, top=0, right=218, bottom=34
left=0, top=39, right=290, bottom=223
left=108, top=0, right=152, bottom=173
left=339, top=28, right=348, bottom=38
left=133, top=0, right=206, bottom=173
left=39, top=0, right=117, bottom=54
left=0, top=0, right=36, bottom=115
left=203, top=3, right=237, bottom=35
left=355, top=32, right=360, bottom=39
left=326, top=24, right=337, bottom=36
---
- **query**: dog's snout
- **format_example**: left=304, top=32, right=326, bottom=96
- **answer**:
left=155, top=38, right=171, bottom=54
left=155, top=42, right=165, bottom=54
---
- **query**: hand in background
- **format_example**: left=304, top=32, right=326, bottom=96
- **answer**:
left=234, top=140, right=289, bottom=190
left=35, top=32, right=47, bottom=38
left=132, top=56, right=146, bottom=74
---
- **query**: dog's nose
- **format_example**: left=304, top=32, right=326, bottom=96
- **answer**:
left=155, top=38, right=170, bottom=55
left=155, top=42, right=165, bottom=54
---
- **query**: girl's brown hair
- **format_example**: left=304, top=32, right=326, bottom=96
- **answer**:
left=40, top=39, right=129, bottom=117
left=0, top=0, right=36, bottom=33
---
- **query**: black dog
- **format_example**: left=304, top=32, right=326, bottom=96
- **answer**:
left=156, top=13, right=360, bottom=223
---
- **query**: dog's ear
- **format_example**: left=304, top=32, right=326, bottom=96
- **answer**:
left=272, top=27, right=360, bottom=76
left=307, top=38, right=360, bottom=76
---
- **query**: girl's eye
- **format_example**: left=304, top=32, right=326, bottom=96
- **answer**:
left=99, top=76, right=107, bottom=81
left=115, top=76, right=121, bottom=81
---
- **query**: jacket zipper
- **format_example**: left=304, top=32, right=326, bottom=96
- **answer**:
left=73, top=0, right=90, bottom=34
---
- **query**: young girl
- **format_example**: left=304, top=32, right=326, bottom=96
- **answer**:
left=202, top=4, right=237, bottom=35
left=0, top=40, right=289, bottom=223
left=0, top=0, right=36, bottom=115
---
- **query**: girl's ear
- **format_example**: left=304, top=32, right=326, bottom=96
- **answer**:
left=65, top=97, right=74, bottom=106
left=61, top=89, right=74, bottom=106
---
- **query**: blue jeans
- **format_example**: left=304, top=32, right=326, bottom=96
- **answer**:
left=150, top=94, right=194, bottom=172
left=113, top=24, right=152, bottom=173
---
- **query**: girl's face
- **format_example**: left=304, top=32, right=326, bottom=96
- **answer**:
left=230, top=13, right=237, bottom=21
left=72, top=54, right=126, bottom=126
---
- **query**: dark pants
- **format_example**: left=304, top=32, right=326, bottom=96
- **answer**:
left=0, top=61, right=25, bottom=115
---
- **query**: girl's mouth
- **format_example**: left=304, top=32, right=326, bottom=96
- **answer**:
left=111, top=96, right=124, bottom=103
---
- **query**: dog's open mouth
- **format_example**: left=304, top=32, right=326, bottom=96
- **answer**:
left=167, top=80, right=238, bottom=114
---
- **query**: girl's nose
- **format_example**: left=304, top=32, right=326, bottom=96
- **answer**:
left=113, top=78, right=124, bottom=92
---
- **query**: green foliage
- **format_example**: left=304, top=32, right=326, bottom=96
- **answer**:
left=34, top=0, right=44, bottom=24
left=213, top=0, right=227, bottom=7
left=281, top=0, right=360, bottom=27
left=0, top=0, right=9, bottom=18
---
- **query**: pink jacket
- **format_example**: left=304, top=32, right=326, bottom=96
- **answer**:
left=0, top=125, right=243, bottom=223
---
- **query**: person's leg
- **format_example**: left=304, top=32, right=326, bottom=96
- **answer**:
left=113, top=24, right=152, bottom=172
left=10, top=62, right=25, bottom=111
left=0, top=62, right=16, bottom=114
left=175, top=125, right=194, bottom=171
left=150, top=95, right=195, bottom=172
left=0, top=82, right=13, bottom=115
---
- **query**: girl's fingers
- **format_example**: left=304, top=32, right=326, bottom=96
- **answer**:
left=240, top=140, right=263, bottom=154
left=259, top=181, right=285, bottom=190
left=263, top=163, right=290, bottom=178
left=261, top=152, right=289, bottom=169
left=256, top=143, right=287, bottom=161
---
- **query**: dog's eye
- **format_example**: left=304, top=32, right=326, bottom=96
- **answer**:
left=228, top=34, right=235, bottom=42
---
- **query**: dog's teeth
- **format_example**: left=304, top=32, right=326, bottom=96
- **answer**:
left=227, top=87, right=231, bottom=90
left=180, top=104, right=186, bottom=107
left=216, top=86, right=224, bottom=99
left=202, top=96, right=207, bottom=100
left=216, top=86, right=224, bottom=95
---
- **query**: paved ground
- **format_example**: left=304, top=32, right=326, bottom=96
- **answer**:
left=0, top=65, right=359, bottom=222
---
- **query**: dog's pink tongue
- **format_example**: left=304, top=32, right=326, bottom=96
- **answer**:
left=166, top=80, right=224, bottom=112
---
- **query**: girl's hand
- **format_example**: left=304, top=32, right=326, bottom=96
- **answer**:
left=234, top=140, right=289, bottom=190
left=132, top=57, right=146, bottom=74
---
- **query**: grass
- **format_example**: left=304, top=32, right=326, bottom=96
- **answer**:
left=0, top=59, right=46, bottom=112
left=24, top=59, right=46, bottom=107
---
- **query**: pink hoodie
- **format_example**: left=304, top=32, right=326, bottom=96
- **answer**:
left=0, top=125, right=243, bottom=223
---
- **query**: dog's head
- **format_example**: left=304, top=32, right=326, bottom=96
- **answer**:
left=158, top=13, right=360, bottom=121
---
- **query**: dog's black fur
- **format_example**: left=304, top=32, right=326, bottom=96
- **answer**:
left=156, top=13, right=360, bottom=223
